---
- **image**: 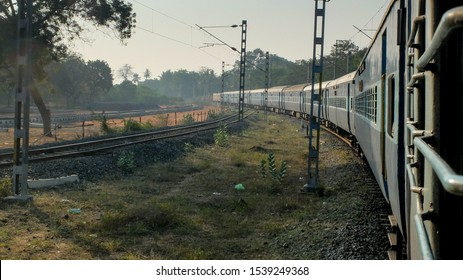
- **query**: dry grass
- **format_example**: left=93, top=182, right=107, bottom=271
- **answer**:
left=0, top=112, right=355, bottom=260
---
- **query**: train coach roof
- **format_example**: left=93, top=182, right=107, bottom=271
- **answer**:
left=303, top=80, right=331, bottom=91
left=222, top=90, right=239, bottom=94
left=331, top=71, right=356, bottom=86
left=268, top=86, right=288, bottom=93
left=282, top=83, right=309, bottom=93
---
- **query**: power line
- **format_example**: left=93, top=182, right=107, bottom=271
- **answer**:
left=129, top=0, right=237, bottom=64
left=195, top=24, right=241, bottom=55
left=349, top=0, right=390, bottom=42
left=136, top=26, right=224, bottom=62
left=136, top=26, right=193, bottom=48
left=130, top=0, right=194, bottom=28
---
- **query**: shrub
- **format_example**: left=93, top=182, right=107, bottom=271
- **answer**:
left=123, top=119, right=144, bottom=132
left=214, top=125, right=229, bottom=147
left=155, top=114, right=169, bottom=127
left=97, top=114, right=115, bottom=134
left=0, top=177, right=12, bottom=198
left=261, top=152, right=287, bottom=184
left=207, top=110, right=223, bottom=120
left=184, top=142, right=194, bottom=153
left=117, top=151, right=136, bottom=173
left=182, top=114, right=195, bottom=125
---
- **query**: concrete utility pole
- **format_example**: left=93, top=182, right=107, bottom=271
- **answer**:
left=10, top=0, right=33, bottom=201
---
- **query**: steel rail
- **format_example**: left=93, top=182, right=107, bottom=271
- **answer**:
left=0, top=112, right=251, bottom=168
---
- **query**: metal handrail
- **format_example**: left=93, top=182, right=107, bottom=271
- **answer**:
left=416, top=6, right=463, bottom=71
left=414, top=136, right=463, bottom=196
left=406, top=72, right=425, bottom=90
left=414, top=213, right=435, bottom=260
left=406, top=15, right=426, bottom=66
left=404, top=4, right=463, bottom=260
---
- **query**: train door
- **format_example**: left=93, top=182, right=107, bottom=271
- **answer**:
left=279, top=90, right=284, bottom=112
left=347, top=82, right=352, bottom=134
left=300, top=90, right=305, bottom=114
left=381, top=30, right=389, bottom=198
left=323, top=89, right=329, bottom=122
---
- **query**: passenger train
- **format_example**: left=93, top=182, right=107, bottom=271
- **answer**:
left=213, top=0, right=463, bottom=259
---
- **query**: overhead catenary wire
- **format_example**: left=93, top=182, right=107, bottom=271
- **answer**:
left=136, top=26, right=224, bottom=61
left=128, top=0, right=239, bottom=64
left=127, top=0, right=266, bottom=74
left=130, top=0, right=194, bottom=29
left=195, top=24, right=241, bottom=55
left=349, top=0, right=390, bottom=42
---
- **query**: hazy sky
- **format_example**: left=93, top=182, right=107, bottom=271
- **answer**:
left=75, top=0, right=390, bottom=81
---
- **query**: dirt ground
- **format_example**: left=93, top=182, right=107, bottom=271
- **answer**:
left=0, top=106, right=220, bottom=149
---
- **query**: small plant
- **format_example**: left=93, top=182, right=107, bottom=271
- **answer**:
left=260, top=152, right=287, bottom=184
left=260, top=159, right=267, bottom=178
left=117, top=151, right=136, bottom=173
left=214, top=125, right=229, bottom=147
left=124, top=118, right=144, bottom=132
left=207, top=110, right=223, bottom=120
left=0, top=177, right=12, bottom=198
left=184, top=142, right=194, bottom=153
left=182, top=114, right=195, bottom=125
left=143, top=120, right=154, bottom=130
left=155, top=114, right=169, bottom=127
left=98, top=114, right=114, bottom=134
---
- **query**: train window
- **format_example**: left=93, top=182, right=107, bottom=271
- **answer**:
left=354, top=87, right=377, bottom=124
left=387, top=75, right=396, bottom=138
left=359, top=80, right=364, bottom=92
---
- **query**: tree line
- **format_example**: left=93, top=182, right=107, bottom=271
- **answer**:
left=2, top=44, right=365, bottom=110
left=138, top=41, right=365, bottom=101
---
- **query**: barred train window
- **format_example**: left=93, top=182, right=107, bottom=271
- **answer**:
left=354, top=86, right=377, bottom=123
left=328, top=97, right=347, bottom=109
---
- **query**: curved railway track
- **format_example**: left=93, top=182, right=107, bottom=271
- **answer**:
left=0, top=112, right=251, bottom=168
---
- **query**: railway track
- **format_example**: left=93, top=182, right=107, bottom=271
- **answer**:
left=0, top=105, right=202, bottom=127
left=0, top=112, right=250, bottom=168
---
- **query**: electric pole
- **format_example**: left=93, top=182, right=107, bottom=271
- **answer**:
left=10, top=0, right=33, bottom=201
left=304, top=0, right=330, bottom=191
left=238, top=20, right=247, bottom=122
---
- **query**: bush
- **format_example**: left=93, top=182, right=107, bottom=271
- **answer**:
left=260, top=152, right=287, bottom=184
left=182, top=114, right=195, bottom=125
left=207, top=110, right=223, bottom=120
left=123, top=119, right=144, bottom=132
left=0, top=177, right=12, bottom=198
left=214, top=125, right=229, bottom=147
left=117, top=151, right=136, bottom=173
left=97, top=114, right=115, bottom=134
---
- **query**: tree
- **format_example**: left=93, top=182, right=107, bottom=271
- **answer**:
left=118, top=64, right=134, bottom=81
left=132, top=73, right=140, bottom=84
left=86, top=59, right=113, bottom=98
left=47, top=55, right=88, bottom=108
left=326, top=40, right=361, bottom=79
left=143, top=69, right=151, bottom=80
left=46, top=57, right=114, bottom=108
left=0, top=66, right=15, bottom=107
left=0, top=0, right=136, bottom=135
